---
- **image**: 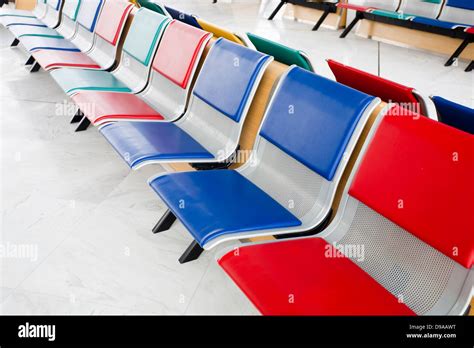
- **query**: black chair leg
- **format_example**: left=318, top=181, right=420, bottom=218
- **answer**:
left=10, top=38, right=19, bottom=47
left=465, top=60, right=474, bottom=72
left=268, top=1, right=286, bottom=20
left=152, top=209, right=177, bottom=233
left=70, top=109, right=84, bottom=123
left=340, top=15, right=361, bottom=38
left=312, top=8, right=330, bottom=31
left=445, top=38, right=470, bottom=67
left=25, top=56, right=35, bottom=65
left=29, top=62, right=40, bottom=72
left=74, top=115, right=91, bottom=132
left=178, top=240, right=204, bottom=264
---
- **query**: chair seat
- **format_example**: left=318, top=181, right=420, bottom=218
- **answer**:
left=100, top=121, right=214, bottom=168
left=50, top=69, right=131, bottom=94
left=9, top=25, right=61, bottom=38
left=20, top=36, right=80, bottom=52
left=149, top=170, right=302, bottom=246
left=32, top=50, right=101, bottom=71
left=1, top=16, right=45, bottom=27
left=219, top=238, right=416, bottom=315
left=0, top=9, right=35, bottom=18
left=412, top=16, right=470, bottom=30
left=71, top=91, right=164, bottom=125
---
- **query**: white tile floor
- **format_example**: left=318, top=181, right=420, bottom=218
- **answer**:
left=0, top=0, right=472, bottom=315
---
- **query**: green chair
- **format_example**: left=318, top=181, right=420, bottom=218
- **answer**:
left=136, top=0, right=168, bottom=16
left=246, top=32, right=313, bottom=71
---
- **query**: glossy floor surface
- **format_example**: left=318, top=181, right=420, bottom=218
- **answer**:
left=0, top=0, right=472, bottom=314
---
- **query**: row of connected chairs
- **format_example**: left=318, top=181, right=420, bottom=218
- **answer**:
left=338, top=0, right=474, bottom=70
left=1, top=0, right=473, bottom=315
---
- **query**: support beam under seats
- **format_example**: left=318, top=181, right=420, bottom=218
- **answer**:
left=466, top=61, right=474, bottom=72
left=268, top=1, right=286, bottom=20
left=74, top=115, right=91, bottom=132
left=445, top=37, right=471, bottom=67
left=312, top=8, right=331, bottom=31
left=340, top=12, right=362, bottom=38
left=70, top=109, right=84, bottom=123
left=29, top=62, right=40, bottom=72
left=152, top=209, right=177, bottom=234
left=25, top=55, right=35, bottom=65
left=178, top=240, right=204, bottom=264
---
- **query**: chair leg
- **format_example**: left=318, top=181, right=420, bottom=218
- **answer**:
left=465, top=61, right=474, bottom=72
left=152, top=209, right=177, bottom=234
left=445, top=38, right=470, bottom=67
left=25, top=55, right=35, bottom=65
left=74, top=115, right=91, bottom=132
left=178, top=240, right=204, bottom=264
left=268, top=1, right=286, bottom=20
left=29, top=62, right=40, bottom=72
left=70, top=109, right=84, bottom=123
left=10, top=38, right=19, bottom=47
left=339, top=15, right=361, bottom=38
left=312, top=8, right=331, bottom=31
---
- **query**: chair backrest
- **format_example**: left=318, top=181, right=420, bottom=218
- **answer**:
left=164, top=5, right=201, bottom=28
left=327, top=59, right=436, bottom=119
left=432, top=96, right=474, bottom=134
left=246, top=32, right=313, bottom=71
left=140, top=20, right=212, bottom=121
left=349, top=0, right=400, bottom=11
left=55, top=0, right=81, bottom=39
left=73, top=0, right=104, bottom=52
left=196, top=18, right=245, bottom=45
left=327, top=111, right=473, bottom=314
left=87, top=0, right=134, bottom=69
left=113, top=8, right=170, bottom=93
left=136, top=0, right=167, bottom=16
left=62, top=0, right=81, bottom=20
left=398, top=0, right=443, bottom=18
left=177, top=38, right=272, bottom=161
left=237, top=67, right=378, bottom=228
left=32, top=0, right=48, bottom=18
left=41, top=0, right=62, bottom=28
left=439, top=0, right=474, bottom=26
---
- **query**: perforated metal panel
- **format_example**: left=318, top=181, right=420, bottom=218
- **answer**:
left=87, top=35, right=116, bottom=70
left=336, top=198, right=467, bottom=315
left=178, top=97, right=240, bottom=159
left=57, top=14, right=77, bottom=40
left=33, top=2, right=48, bottom=18
left=439, top=5, right=474, bottom=25
left=398, top=0, right=442, bottom=18
left=349, top=0, right=400, bottom=11
left=242, top=138, right=326, bottom=222
left=70, top=23, right=95, bottom=52
left=141, top=71, right=187, bottom=120
left=111, top=51, right=152, bottom=93
left=39, top=3, right=60, bottom=28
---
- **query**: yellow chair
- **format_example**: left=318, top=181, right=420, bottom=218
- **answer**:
left=196, top=18, right=244, bottom=45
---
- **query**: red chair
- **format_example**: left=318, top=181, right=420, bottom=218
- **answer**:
left=218, top=108, right=474, bottom=315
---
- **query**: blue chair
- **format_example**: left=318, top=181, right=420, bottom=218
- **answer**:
left=148, top=66, right=380, bottom=263
left=99, top=38, right=272, bottom=169
left=164, top=5, right=202, bottom=29
left=431, top=96, right=474, bottom=134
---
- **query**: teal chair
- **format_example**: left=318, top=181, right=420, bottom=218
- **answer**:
left=246, top=32, right=314, bottom=71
